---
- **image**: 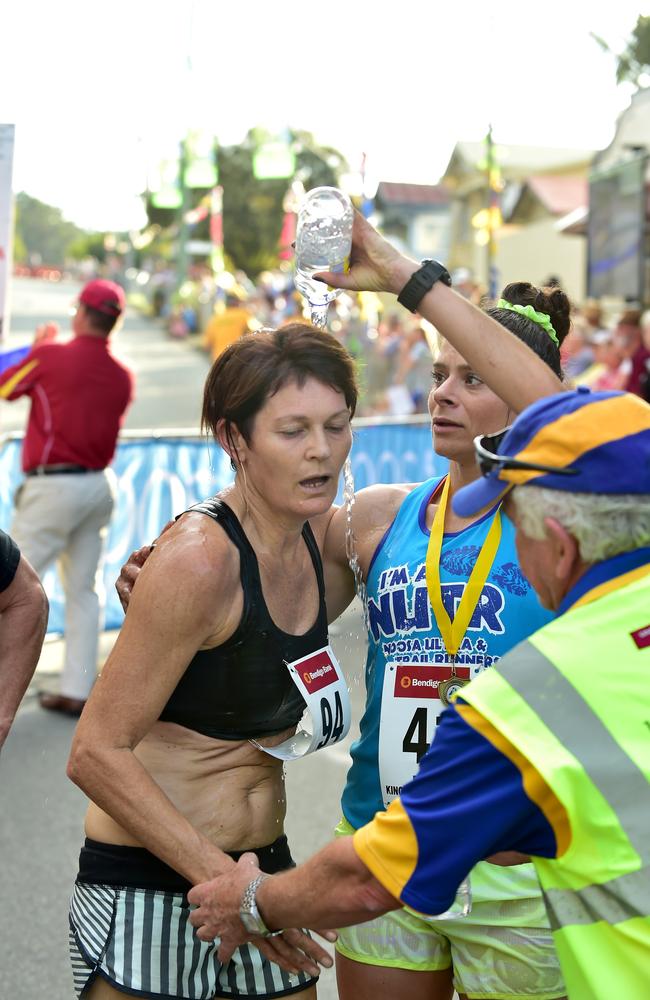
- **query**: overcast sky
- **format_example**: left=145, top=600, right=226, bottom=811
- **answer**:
left=1, top=0, right=645, bottom=230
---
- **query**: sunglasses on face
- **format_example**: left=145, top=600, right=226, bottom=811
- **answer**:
left=474, top=429, right=580, bottom=479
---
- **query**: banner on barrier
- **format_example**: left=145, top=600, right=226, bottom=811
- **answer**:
left=0, top=421, right=446, bottom=633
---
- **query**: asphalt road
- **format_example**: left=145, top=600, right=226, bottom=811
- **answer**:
left=0, top=278, right=369, bottom=1000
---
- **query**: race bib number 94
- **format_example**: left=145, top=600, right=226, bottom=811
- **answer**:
left=251, top=645, right=351, bottom=762
left=378, top=661, right=469, bottom=807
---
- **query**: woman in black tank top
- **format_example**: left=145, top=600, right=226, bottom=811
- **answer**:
left=65, top=325, right=358, bottom=1000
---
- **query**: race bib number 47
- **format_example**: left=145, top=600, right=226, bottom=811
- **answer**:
left=251, top=645, right=351, bottom=762
left=378, top=661, right=470, bottom=807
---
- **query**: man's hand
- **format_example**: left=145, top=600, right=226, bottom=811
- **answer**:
left=33, top=322, right=59, bottom=345
left=188, top=853, right=336, bottom=976
left=115, top=520, right=174, bottom=611
left=314, top=210, right=417, bottom=297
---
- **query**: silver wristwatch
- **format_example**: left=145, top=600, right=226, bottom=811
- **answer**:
left=239, top=874, right=283, bottom=937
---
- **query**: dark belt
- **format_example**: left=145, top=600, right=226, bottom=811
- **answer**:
left=25, top=465, right=99, bottom=476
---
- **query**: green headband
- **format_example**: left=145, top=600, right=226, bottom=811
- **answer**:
left=496, top=299, right=559, bottom=347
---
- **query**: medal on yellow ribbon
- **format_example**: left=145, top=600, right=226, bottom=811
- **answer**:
left=425, top=476, right=502, bottom=707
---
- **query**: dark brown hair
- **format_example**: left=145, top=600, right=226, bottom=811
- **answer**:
left=487, top=281, right=572, bottom=378
left=82, top=305, right=120, bottom=335
left=201, top=323, right=358, bottom=466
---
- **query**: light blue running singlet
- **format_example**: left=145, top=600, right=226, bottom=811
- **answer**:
left=341, top=476, right=553, bottom=830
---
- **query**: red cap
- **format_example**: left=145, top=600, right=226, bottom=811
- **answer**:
left=79, top=279, right=125, bottom=317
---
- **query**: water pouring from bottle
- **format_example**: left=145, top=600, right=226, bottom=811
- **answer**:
left=342, top=456, right=369, bottom=632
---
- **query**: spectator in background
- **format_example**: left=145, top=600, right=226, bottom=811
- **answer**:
left=580, top=299, right=608, bottom=341
left=396, top=324, right=434, bottom=412
left=0, top=279, right=134, bottom=717
left=614, top=306, right=642, bottom=353
left=362, top=313, right=405, bottom=413
left=450, top=266, right=474, bottom=300
left=202, top=290, right=254, bottom=362
left=575, top=331, right=628, bottom=392
left=615, top=307, right=650, bottom=399
left=637, top=310, right=650, bottom=402
left=560, top=320, right=595, bottom=381
left=0, top=529, right=48, bottom=747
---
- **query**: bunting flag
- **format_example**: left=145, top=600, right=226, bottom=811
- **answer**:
left=184, top=130, right=218, bottom=189
left=0, top=344, right=29, bottom=374
left=253, top=138, right=295, bottom=180
left=278, top=210, right=296, bottom=261
left=209, top=186, right=224, bottom=273
left=150, top=159, right=182, bottom=210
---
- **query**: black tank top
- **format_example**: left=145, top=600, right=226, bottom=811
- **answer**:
left=158, top=498, right=329, bottom=740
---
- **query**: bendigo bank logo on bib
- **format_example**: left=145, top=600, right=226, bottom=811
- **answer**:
left=394, top=663, right=470, bottom=699
left=297, top=649, right=337, bottom=693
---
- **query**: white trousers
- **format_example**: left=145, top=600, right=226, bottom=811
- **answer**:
left=11, top=470, right=116, bottom=699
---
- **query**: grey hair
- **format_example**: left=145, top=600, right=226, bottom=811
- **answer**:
left=511, top=486, right=650, bottom=563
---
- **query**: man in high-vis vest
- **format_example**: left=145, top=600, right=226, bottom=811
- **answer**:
left=185, top=388, right=650, bottom=1000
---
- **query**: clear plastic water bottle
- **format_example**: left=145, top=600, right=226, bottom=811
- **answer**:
left=294, top=186, right=353, bottom=327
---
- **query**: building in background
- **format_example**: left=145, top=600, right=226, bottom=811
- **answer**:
left=442, top=142, right=592, bottom=301
left=498, top=173, right=588, bottom=303
left=586, top=87, right=650, bottom=307
left=374, top=182, right=451, bottom=263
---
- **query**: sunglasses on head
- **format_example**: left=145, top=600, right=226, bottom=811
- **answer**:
left=474, top=429, right=580, bottom=479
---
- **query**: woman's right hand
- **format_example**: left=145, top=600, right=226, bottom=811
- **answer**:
left=314, top=210, right=418, bottom=297
left=115, top=545, right=153, bottom=611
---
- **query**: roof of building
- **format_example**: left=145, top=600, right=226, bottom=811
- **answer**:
left=524, top=174, right=588, bottom=215
left=555, top=205, right=588, bottom=235
left=443, top=141, right=594, bottom=181
left=376, top=182, right=450, bottom=206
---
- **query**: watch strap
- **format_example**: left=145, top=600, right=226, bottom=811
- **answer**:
left=397, top=259, right=451, bottom=313
left=240, top=874, right=283, bottom=937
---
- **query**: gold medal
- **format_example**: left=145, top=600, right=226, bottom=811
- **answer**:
left=438, top=674, right=471, bottom=707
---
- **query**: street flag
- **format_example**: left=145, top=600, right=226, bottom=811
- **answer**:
left=0, top=344, right=29, bottom=374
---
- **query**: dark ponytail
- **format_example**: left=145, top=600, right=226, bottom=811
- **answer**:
left=487, top=281, right=572, bottom=379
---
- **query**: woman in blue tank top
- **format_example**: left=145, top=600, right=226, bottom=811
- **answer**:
left=319, top=282, right=572, bottom=1000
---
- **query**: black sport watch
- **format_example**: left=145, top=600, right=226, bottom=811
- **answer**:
left=397, top=259, right=451, bottom=313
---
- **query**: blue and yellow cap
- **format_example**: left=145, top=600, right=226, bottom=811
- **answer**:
left=453, top=388, right=650, bottom=517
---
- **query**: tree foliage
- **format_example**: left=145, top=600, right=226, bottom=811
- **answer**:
left=143, top=128, right=347, bottom=279
left=592, top=15, right=650, bottom=88
left=13, top=192, right=87, bottom=266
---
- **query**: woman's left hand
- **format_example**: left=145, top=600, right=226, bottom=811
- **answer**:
left=188, top=853, right=336, bottom=975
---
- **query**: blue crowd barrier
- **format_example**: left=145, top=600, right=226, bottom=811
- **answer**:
left=0, top=418, right=447, bottom=634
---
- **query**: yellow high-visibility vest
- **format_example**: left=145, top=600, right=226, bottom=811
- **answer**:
left=460, top=569, right=650, bottom=999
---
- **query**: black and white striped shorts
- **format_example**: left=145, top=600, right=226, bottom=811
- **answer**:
left=69, top=838, right=316, bottom=999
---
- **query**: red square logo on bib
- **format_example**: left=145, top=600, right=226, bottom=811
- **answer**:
left=296, top=649, right=337, bottom=692
left=394, top=663, right=470, bottom=699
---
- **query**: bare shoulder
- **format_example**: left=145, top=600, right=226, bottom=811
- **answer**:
left=127, top=510, right=240, bottom=636
left=352, top=482, right=417, bottom=526
left=324, top=482, right=418, bottom=566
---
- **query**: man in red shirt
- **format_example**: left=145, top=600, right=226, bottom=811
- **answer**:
left=0, top=279, right=134, bottom=715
